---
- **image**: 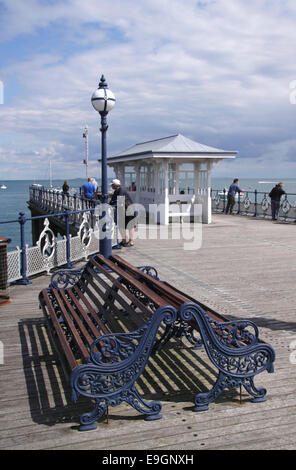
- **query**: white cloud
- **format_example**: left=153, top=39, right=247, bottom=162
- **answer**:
left=0, top=0, right=295, bottom=179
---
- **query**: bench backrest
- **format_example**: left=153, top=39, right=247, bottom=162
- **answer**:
left=109, top=254, right=229, bottom=323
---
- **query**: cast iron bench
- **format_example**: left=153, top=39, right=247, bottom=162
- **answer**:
left=39, top=253, right=275, bottom=431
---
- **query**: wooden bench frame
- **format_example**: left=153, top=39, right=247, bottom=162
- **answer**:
left=39, top=254, right=275, bottom=431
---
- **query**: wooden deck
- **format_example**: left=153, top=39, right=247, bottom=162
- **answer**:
left=0, top=214, right=296, bottom=450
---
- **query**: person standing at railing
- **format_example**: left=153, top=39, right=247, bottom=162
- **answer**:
left=225, top=178, right=244, bottom=214
left=62, top=180, right=69, bottom=195
left=269, top=182, right=286, bottom=221
left=82, top=178, right=96, bottom=200
left=110, top=179, right=136, bottom=247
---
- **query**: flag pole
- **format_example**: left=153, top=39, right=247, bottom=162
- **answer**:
left=83, top=125, right=89, bottom=179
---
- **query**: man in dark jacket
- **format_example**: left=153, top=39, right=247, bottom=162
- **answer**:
left=110, top=179, right=136, bottom=246
left=269, top=182, right=286, bottom=220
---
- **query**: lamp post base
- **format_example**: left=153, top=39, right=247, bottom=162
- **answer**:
left=99, top=238, right=112, bottom=259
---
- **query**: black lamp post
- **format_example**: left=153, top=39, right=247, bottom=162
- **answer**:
left=91, top=75, right=116, bottom=258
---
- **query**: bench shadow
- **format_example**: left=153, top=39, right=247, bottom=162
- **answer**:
left=19, top=318, right=240, bottom=428
left=225, top=314, right=296, bottom=334
left=18, top=318, right=87, bottom=427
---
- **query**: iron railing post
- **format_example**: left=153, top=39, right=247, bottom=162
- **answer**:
left=237, top=192, right=241, bottom=214
left=73, top=193, right=77, bottom=226
left=64, top=209, right=73, bottom=268
left=254, top=189, right=258, bottom=217
left=18, top=212, right=31, bottom=285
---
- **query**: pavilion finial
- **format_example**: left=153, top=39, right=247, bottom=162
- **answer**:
left=99, top=75, right=108, bottom=89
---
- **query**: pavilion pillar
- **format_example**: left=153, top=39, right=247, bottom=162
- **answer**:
left=163, top=161, right=169, bottom=225
left=175, top=162, right=180, bottom=195
left=135, top=163, right=140, bottom=203
left=194, top=162, right=200, bottom=200
left=160, top=161, right=170, bottom=225
left=202, top=161, right=213, bottom=224
left=118, top=165, right=125, bottom=187
left=154, top=162, right=160, bottom=195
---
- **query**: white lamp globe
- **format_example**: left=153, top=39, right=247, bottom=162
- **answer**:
left=91, top=87, right=116, bottom=113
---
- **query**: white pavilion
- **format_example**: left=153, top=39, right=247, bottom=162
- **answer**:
left=107, top=134, right=237, bottom=224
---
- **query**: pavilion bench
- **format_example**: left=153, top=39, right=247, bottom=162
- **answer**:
left=39, top=253, right=275, bottom=431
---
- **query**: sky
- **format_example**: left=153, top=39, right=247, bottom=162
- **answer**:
left=0, top=0, right=295, bottom=181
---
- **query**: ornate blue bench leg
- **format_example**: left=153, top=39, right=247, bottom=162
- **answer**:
left=178, top=303, right=276, bottom=412
left=194, top=371, right=230, bottom=411
left=124, top=385, right=162, bottom=421
left=75, top=385, right=163, bottom=432
left=242, top=377, right=267, bottom=403
left=70, top=305, right=177, bottom=431
left=78, top=400, right=108, bottom=432
left=194, top=373, right=268, bottom=412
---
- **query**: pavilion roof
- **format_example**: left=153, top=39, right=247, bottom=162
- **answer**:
left=107, top=133, right=237, bottom=164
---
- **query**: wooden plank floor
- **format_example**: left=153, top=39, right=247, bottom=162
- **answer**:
left=0, top=214, right=295, bottom=450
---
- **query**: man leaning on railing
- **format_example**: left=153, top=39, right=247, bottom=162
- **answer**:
left=81, top=178, right=96, bottom=200
left=225, top=178, right=244, bottom=215
left=269, top=182, right=286, bottom=221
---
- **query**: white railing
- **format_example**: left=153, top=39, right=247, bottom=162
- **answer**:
left=6, top=212, right=116, bottom=284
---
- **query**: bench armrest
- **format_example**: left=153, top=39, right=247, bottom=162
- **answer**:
left=49, top=268, right=85, bottom=289
left=70, top=305, right=177, bottom=401
left=179, top=302, right=275, bottom=376
left=137, top=265, right=159, bottom=279
left=208, top=318, right=260, bottom=348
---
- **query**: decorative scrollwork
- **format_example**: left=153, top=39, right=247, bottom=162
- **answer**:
left=178, top=303, right=275, bottom=377
left=194, top=372, right=268, bottom=411
left=244, top=194, right=251, bottom=209
left=89, top=327, right=148, bottom=366
left=261, top=195, right=269, bottom=212
left=177, top=302, right=275, bottom=411
left=50, top=268, right=84, bottom=289
left=137, top=265, right=159, bottom=279
left=70, top=305, right=177, bottom=430
left=206, top=318, right=259, bottom=348
left=153, top=320, right=202, bottom=355
left=36, top=218, right=56, bottom=260
left=78, top=212, right=92, bottom=248
left=120, top=278, right=158, bottom=311
left=215, top=192, right=220, bottom=207
left=281, top=198, right=291, bottom=214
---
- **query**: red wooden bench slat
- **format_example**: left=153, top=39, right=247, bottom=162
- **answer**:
left=69, top=285, right=110, bottom=336
left=93, top=255, right=169, bottom=308
left=41, top=289, right=78, bottom=371
left=51, top=288, right=90, bottom=362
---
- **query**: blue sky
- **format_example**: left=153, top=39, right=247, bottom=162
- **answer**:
left=0, top=0, right=295, bottom=180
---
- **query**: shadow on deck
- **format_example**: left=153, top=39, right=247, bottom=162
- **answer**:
left=18, top=318, right=242, bottom=429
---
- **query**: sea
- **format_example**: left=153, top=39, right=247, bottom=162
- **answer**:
left=1, top=177, right=296, bottom=252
